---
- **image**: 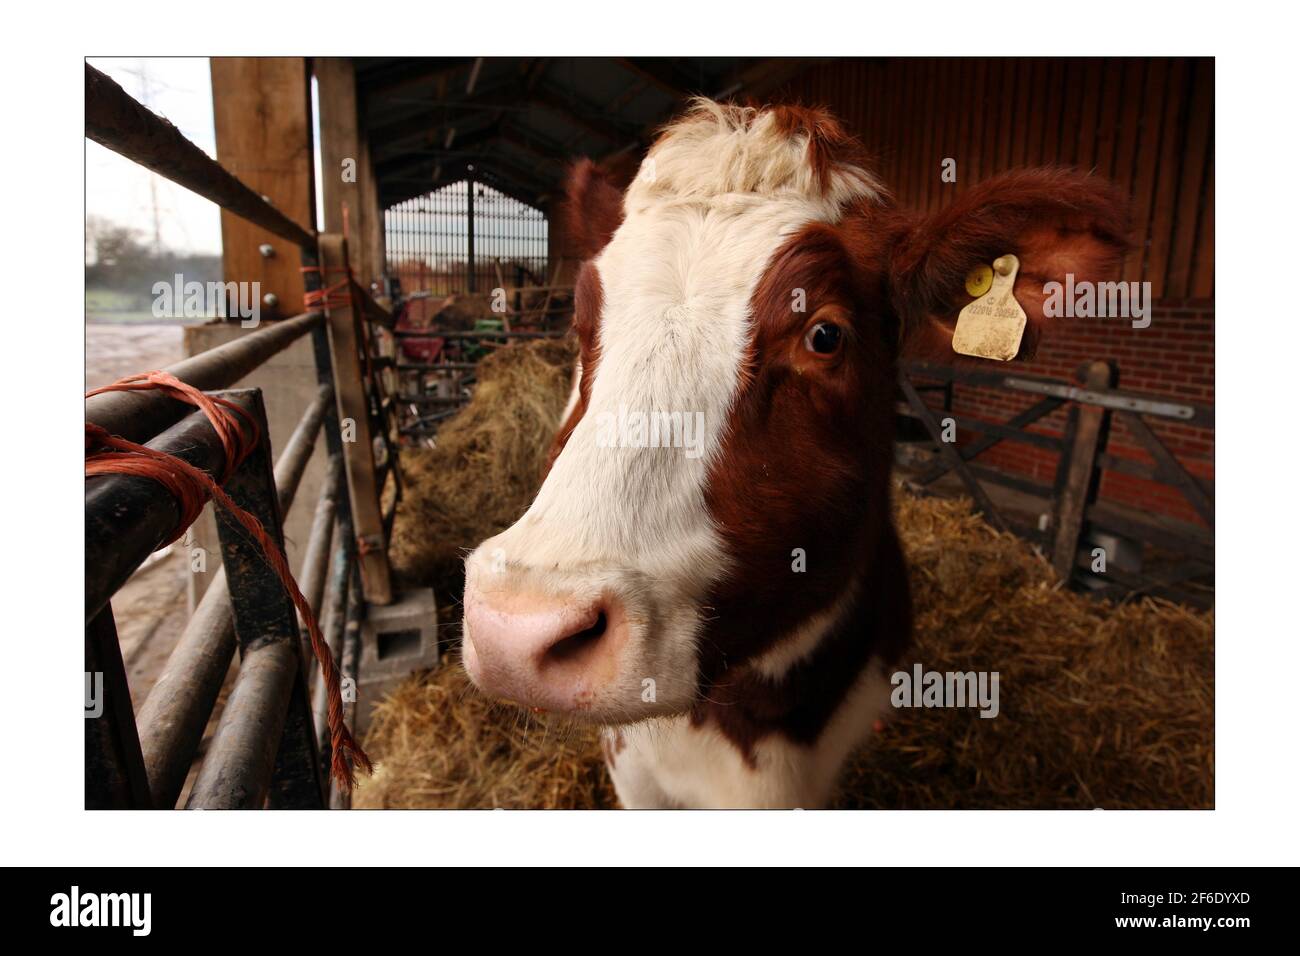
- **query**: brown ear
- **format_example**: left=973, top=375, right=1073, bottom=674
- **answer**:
left=891, top=168, right=1131, bottom=360
left=562, top=158, right=625, bottom=261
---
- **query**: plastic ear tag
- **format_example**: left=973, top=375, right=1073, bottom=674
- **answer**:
left=964, top=264, right=994, bottom=297
left=952, top=254, right=1026, bottom=362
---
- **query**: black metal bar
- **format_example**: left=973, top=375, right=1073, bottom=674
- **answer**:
left=466, top=172, right=477, bottom=292
left=86, top=64, right=316, bottom=249
left=86, top=391, right=258, bottom=625
left=128, top=223, right=339, bottom=808
left=138, top=379, right=334, bottom=809
left=86, top=311, right=322, bottom=445
left=186, top=389, right=325, bottom=809
left=85, top=606, right=153, bottom=809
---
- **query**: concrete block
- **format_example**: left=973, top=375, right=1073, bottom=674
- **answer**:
left=356, top=587, right=440, bottom=735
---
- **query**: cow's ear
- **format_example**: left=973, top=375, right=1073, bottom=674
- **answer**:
left=563, top=158, right=625, bottom=261
left=889, top=168, right=1131, bottom=360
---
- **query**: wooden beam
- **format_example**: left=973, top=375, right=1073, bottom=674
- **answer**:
left=530, top=86, right=631, bottom=144
left=315, top=58, right=380, bottom=285
left=211, top=58, right=315, bottom=321
left=359, top=58, right=474, bottom=105
left=598, top=57, right=819, bottom=164
left=319, top=233, right=393, bottom=605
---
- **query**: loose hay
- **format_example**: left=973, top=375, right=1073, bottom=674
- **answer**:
left=388, top=336, right=578, bottom=598
left=360, top=486, right=1213, bottom=810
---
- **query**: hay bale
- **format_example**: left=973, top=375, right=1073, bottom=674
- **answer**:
left=836, top=492, right=1214, bottom=809
left=388, top=336, right=577, bottom=595
left=354, top=654, right=615, bottom=809
left=360, top=488, right=1213, bottom=810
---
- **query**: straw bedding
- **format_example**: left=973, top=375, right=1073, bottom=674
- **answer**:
left=361, top=340, right=1213, bottom=809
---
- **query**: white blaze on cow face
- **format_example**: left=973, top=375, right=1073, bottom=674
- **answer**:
left=462, top=102, right=880, bottom=722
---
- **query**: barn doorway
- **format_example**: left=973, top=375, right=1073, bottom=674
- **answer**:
left=385, top=178, right=548, bottom=297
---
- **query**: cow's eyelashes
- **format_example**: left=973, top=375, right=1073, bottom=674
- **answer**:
left=804, top=321, right=843, bottom=355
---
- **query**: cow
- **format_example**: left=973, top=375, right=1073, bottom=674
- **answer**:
left=461, top=99, right=1128, bottom=808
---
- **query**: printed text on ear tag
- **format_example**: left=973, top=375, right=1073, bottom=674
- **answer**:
left=952, top=254, right=1026, bottom=361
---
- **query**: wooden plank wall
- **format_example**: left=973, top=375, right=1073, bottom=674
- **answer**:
left=210, top=58, right=316, bottom=320
left=776, top=57, right=1214, bottom=302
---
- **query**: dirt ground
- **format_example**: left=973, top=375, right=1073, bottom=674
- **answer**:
left=86, top=321, right=188, bottom=390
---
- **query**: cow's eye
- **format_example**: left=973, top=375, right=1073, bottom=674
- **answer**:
left=804, top=321, right=843, bottom=355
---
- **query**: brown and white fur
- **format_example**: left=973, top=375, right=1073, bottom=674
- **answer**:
left=461, top=99, right=1128, bottom=808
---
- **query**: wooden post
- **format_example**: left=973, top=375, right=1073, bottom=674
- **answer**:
left=319, top=232, right=394, bottom=605
left=1050, top=360, right=1118, bottom=580
left=314, top=58, right=385, bottom=289
left=210, top=58, right=315, bottom=320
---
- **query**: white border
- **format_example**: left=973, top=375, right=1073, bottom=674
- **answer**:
left=2, top=0, right=1296, bottom=866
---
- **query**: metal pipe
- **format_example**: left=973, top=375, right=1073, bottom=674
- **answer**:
left=136, top=564, right=235, bottom=809
left=297, top=456, right=341, bottom=619
left=328, top=563, right=365, bottom=810
left=86, top=392, right=256, bottom=624
left=273, top=383, right=333, bottom=514
left=86, top=311, right=322, bottom=445
left=184, top=639, right=301, bottom=809
left=312, top=536, right=353, bottom=755
left=132, top=401, right=334, bottom=808
left=85, top=64, right=316, bottom=250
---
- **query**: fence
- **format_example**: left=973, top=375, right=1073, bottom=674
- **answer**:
left=85, top=64, right=398, bottom=808
left=896, top=358, right=1214, bottom=607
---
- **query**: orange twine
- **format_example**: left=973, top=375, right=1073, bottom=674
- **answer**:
left=86, top=371, right=371, bottom=790
left=301, top=265, right=353, bottom=312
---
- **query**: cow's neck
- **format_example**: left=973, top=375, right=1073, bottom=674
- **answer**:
left=690, top=521, right=912, bottom=764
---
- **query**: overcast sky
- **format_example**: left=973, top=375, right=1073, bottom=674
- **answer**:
left=87, top=57, right=223, bottom=257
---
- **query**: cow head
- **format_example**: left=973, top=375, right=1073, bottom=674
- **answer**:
left=462, top=100, right=1128, bottom=723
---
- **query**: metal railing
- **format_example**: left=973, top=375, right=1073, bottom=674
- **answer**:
left=84, top=64, right=396, bottom=809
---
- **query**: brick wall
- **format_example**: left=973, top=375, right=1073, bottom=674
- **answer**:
left=944, top=299, right=1213, bottom=525
left=774, top=57, right=1215, bottom=526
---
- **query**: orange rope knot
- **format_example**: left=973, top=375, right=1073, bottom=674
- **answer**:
left=85, top=370, right=371, bottom=790
left=301, top=265, right=356, bottom=312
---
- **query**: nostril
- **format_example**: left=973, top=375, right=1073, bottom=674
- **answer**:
left=544, top=610, right=608, bottom=664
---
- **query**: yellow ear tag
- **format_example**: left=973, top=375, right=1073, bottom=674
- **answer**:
left=952, top=254, right=1026, bottom=362
left=964, top=264, right=994, bottom=297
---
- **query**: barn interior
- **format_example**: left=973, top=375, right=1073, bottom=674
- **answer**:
left=85, top=56, right=1214, bottom=810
